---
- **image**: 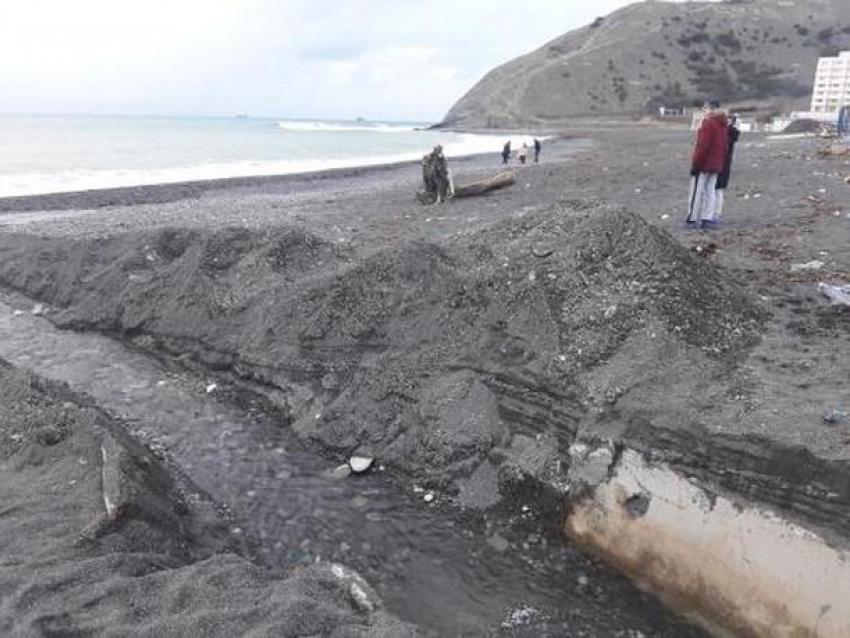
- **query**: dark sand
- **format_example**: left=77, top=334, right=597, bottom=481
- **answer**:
left=0, top=128, right=848, bottom=634
left=0, top=359, right=414, bottom=636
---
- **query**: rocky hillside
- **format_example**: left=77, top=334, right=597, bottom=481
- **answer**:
left=439, top=0, right=850, bottom=129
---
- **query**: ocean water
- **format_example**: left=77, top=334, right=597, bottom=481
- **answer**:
left=0, top=115, right=526, bottom=197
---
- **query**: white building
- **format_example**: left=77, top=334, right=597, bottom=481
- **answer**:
left=810, top=51, right=850, bottom=113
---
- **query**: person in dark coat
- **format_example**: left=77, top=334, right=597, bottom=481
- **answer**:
left=686, top=99, right=728, bottom=229
left=713, top=114, right=740, bottom=222
left=533, top=138, right=541, bottom=163
left=502, top=141, right=511, bottom=164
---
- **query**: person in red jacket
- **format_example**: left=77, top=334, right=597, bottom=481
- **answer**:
left=686, top=100, right=728, bottom=228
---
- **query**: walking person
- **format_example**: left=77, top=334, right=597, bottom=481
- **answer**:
left=533, top=138, right=541, bottom=163
left=713, top=114, right=740, bottom=223
left=686, top=100, right=728, bottom=229
left=502, top=141, right=511, bottom=165
left=518, top=143, right=528, bottom=165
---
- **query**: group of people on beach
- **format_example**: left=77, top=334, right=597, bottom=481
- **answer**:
left=502, top=138, right=541, bottom=165
left=687, top=99, right=740, bottom=229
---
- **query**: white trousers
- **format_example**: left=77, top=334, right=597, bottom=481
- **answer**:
left=687, top=173, right=717, bottom=223
left=714, top=189, right=724, bottom=221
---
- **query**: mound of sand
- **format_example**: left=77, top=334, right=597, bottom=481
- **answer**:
left=782, top=119, right=822, bottom=134
left=0, top=359, right=413, bottom=636
left=0, top=203, right=763, bottom=496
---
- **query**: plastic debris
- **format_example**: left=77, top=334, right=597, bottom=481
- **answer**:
left=790, top=260, right=824, bottom=272
left=819, top=282, right=850, bottom=307
left=823, top=410, right=847, bottom=425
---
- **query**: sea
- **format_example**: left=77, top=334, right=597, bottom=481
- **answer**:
left=0, top=114, right=530, bottom=198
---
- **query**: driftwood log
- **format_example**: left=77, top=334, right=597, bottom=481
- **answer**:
left=453, top=171, right=516, bottom=198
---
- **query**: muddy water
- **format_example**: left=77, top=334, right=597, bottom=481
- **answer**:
left=0, top=295, right=706, bottom=636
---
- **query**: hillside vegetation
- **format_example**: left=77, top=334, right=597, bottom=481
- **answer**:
left=439, top=0, right=850, bottom=129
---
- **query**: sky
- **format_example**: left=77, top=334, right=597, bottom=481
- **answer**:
left=0, top=0, right=639, bottom=122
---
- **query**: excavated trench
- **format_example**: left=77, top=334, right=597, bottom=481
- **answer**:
left=0, top=292, right=707, bottom=636
left=1, top=204, right=848, bottom=636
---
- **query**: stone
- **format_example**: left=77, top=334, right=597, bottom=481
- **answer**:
left=531, top=243, right=554, bottom=258
left=348, top=456, right=374, bottom=474
left=331, top=464, right=352, bottom=479
left=487, top=534, right=510, bottom=552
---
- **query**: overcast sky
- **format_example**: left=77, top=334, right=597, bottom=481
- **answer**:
left=0, top=0, right=638, bottom=122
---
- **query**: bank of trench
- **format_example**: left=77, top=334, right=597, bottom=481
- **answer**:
left=0, top=292, right=709, bottom=635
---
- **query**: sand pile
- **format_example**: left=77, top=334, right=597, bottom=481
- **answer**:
left=0, top=203, right=763, bottom=495
left=0, top=359, right=414, bottom=636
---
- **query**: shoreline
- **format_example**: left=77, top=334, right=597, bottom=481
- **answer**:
left=0, top=136, right=590, bottom=214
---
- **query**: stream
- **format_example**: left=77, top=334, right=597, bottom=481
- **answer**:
left=0, top=292, right=707, bottom=636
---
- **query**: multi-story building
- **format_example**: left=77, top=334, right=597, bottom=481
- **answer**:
left=810, top=51, right=850, bottom=113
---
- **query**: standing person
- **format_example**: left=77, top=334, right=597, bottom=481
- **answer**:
left=713, top=114, right=740, bottom=222
left=432, top=145, right=450, bottom=203
left=533, top=138, right=541, bottom=163
left=686, top=100, right=728, bottom=229
left=518, top=143, right=528, bottom=165
left=502, top=141, right=511, bottom=165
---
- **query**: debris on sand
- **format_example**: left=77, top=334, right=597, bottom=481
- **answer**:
left=822, top=410, right=847, bottom=425
left=790, top=260, right=824, bottom=273
left=819, top=282, right=850, bottom=307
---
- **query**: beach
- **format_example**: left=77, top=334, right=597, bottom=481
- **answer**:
left=1, top=126, right=849, bottom=636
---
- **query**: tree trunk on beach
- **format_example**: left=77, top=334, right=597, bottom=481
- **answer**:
left=453, top=171, right=516, bottom=198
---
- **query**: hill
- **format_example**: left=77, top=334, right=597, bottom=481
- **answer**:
left=438, top=0, right=850, bottom=129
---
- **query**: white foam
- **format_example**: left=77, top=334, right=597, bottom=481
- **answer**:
left=0, top=132, right=511, bottom=198
left=277, top=120, right=418, bottom=133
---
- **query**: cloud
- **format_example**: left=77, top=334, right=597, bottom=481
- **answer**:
left=0, top=0, right=636, bottom=120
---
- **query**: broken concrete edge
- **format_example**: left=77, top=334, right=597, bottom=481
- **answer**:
left=563, top=436, right=850, bottom=638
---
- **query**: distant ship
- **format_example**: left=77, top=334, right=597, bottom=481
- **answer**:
left=234, top=114, right=249, bottom=119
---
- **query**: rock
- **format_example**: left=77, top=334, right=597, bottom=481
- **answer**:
left=31, top=303, right=45, bottom=316
left=348, top=456, right=374, bottom=474
left=531, top=243, right=554, bottom=258
left=331, top=464, right=352, bottom=479
left=487, top=534, right=510, bottom=552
